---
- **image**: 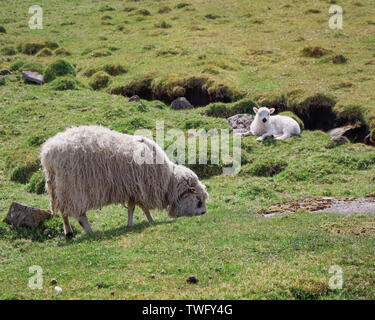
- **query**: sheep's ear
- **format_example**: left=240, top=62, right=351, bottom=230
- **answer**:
left=269, top=108, right=275, bottom=114
left=253, top=107, right=258, bottom=114
left=188, top=187, right=196, bottom=194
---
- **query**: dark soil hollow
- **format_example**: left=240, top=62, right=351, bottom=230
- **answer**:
left=111, top=76, right=243, bottom=107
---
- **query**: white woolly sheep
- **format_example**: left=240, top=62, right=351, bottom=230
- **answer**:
left=250, top=107, right=301, bottom=141
left=40, top=125, right=208, bottom=238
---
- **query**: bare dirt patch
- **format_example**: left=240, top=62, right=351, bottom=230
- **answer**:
left=260, top=196, right=375, bottom=217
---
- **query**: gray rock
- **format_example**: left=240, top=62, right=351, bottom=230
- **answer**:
left=330, top=135, right=349, bottom=145
left=129, top=95, right=140, bottom=102
left=227, top=114, right=254, bottom=130
left=5, top=202, right=52, bottom=228
left=0, top=69, right=11, bottom=76
left=171, top=97, right=193, bottom=110
left=22, top=71, right=44, bottom=85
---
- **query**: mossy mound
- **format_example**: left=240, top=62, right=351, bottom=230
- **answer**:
left=205, top=98, right=258, bottom=118
left=158, top=6, right=172, bottom=14
left=37, top=48, right=53, bottom=57
left=137, top=9, right=151, bottom=16
left=43, top=59, right=76, bottom=83
left=279, top=111, right=305, bottom=131
left=54, top=47, right=71, bottom=56
left=301, top=46, right=328, bottom=58
left=27, top=170, right=45, bottom=194
left=102, top=63, right=127, bottom=76
left=49, top=76, right=85, bottom=90
left=12, top=61, right=45, bottom=74
left=6, top=149, right=40, bottom=184
left=89, top=71, right=111, bottom=90
left=1, top=46, right=17, bottom=56
left=176, top=2, right=190, bottom=9
left=245, top=158, right=288, bottom=177
left=155, top=21, right=172, bottom=29
left=18, top=40, right=59, bottom=55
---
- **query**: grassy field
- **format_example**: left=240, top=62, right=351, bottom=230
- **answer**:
left=1, top=0, right=375, bottom=299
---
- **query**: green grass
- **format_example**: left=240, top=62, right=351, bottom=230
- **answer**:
left=1, top=0, right=375, bottom=300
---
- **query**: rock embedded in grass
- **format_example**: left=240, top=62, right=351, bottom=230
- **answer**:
left=22, top=71, right=44, bottom=85
left=96, top=282, right=103, bottom=288
left=51, top=279, right=57, bottom=285
left=171, top=97, right=193, bottom=110
left=5, top=202, right=52, bottom=228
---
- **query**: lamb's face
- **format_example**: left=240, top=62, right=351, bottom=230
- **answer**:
left=254, top=107, right=275, bottom=124
left=173, top=188, right=208, bottom=217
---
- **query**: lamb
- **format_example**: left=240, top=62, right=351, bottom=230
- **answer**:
left=250, top=107, right=301, bottom=141
left=40, top=125, right=208, bottom=238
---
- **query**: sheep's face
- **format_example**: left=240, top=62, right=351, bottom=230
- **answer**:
left=170, top=187, right=209, bottom=218
left=254, top=107, right=275, bottom=124
left=175, top=190, right=207, bottom=217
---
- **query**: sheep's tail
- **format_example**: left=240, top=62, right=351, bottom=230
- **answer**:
left=44, top=167, right=58, bottom=216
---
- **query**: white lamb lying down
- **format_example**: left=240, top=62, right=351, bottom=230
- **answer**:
left=250, top=107, right=301, bottom=141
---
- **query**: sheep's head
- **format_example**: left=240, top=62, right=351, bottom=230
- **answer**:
left=168, top=165, right=209, bottom=218
left=253, top=107, right=275, bottom=124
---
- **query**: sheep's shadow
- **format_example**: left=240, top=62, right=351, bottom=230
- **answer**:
left=57, top=219, right=174, bottom=246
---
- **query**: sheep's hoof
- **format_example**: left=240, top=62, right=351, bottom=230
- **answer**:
left=65, top=232, right=74, bottom=239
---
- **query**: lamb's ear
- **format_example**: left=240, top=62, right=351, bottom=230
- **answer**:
left=269, top=108, right=275, bottom=114
left=253, top=107, right=258, bottom=114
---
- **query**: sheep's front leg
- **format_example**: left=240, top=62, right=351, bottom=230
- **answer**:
left=256, top=132, right=272, bottom=142
left=79, top=214, right=93, bottom=234
left=127, top=200, right=136, bottom=227
left=139, top=204, right=154, bottom=223
left=63, top=215, right=74, bottom=239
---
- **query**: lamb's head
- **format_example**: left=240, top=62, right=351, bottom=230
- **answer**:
left=168, top=165, right=209, bottom=218
left=253, top=107, right=275, bottom=124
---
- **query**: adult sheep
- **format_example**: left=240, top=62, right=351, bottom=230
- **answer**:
left=41, top=125, right=208, bottom=238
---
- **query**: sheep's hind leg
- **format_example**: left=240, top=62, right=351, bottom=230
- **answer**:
left=127, top=200, right=136, bottom=227
left=62, top=215, right=74, bottom=239
left=139, top=204, right=154, bottom=223
left=79, top=214, right=93, bottom=235
left=275, top=132, right=291, bottom=140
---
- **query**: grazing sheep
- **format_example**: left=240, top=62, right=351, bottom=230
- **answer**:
left=250, top=107, right=301, bottom=141
left=41, top=125, right=208, bottom=238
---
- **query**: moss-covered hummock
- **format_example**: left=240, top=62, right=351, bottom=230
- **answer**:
left=27, top=170, right=45, bottom=194
left=43, top=59, right=76, bottom=83
left=48, top=76, right=85, bottom=90
left=89, top=71, right=111, bottom=90
left=18, top=40, right=59, bottom=55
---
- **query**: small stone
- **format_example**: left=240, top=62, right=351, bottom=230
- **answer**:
left=161, top=269, right=166, bottom=275
left=39, top=114, right=45, bottom=118
left=128, top=95, right=140, bottom=102
left=54, top=286, right=62, bottom=293
left=5, top=202, right=52, bottom=228
left=150, top=274, right=156, bottom=279
left=51, top=278, right=57, bottom=285
left=186, top=275, right=198, bottom=284
left=81, top=108, right=87, bottom=112
left=330, top=135, right=349, bottom=145
left=0, top=69, right=11, bottom=75
left=111, top=291, right=115, bottom=296
left=171, top=97, right=193, bottom=110
left=22, top=71, right=44, bottom=85
left=96, top=282, right=103, bottom=288
left=124, top=129, right=128, bottom=133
